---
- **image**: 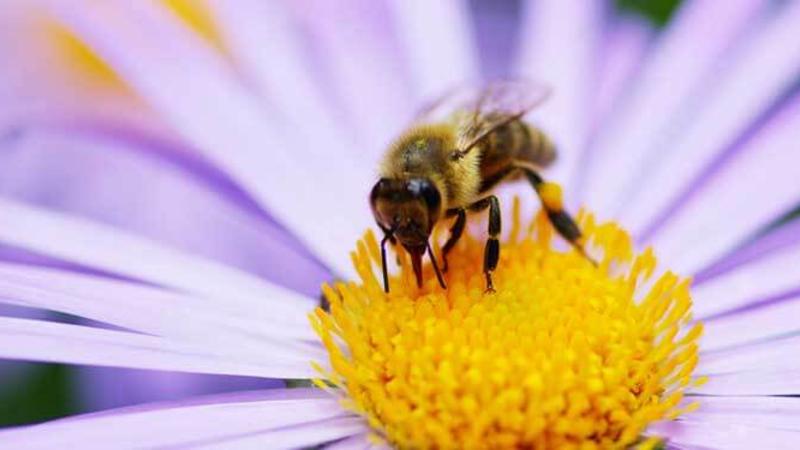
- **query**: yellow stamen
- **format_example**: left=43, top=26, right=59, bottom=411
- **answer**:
left=161, top=0, right=226, bottom=52
left=311, top=205, right=702, bottom=449
left=44, top=21, right=124, bottom=90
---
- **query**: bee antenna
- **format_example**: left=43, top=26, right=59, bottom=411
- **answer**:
left=427, top=242, right=447, bottom=290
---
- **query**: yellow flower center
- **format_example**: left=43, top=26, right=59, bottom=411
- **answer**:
left=312, top=202, right=705, bottom=449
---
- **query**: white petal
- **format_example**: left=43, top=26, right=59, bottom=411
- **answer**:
left=0, top=197, right=315, bottom=322
left=0, top=317, right=316, bottom=379
left=517, top=0, right=604, bottom=189
left=0, top=388, right=351, bottom=449
left=620, top=2, right=800, bottom=233
left=582, top=0, right=766, bottom=216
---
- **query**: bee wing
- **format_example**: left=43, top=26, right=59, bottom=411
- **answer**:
left=414, top=79, right=552, bottom=153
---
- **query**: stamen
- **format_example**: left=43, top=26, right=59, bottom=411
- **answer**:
left=311, top=205, right=702, bottom=449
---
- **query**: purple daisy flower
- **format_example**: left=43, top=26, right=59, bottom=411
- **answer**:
left=1, top=0, right=799, bottom=448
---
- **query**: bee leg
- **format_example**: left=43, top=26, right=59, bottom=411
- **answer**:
left=427, top=242, right=447, bottom=289
left=380, top=232, right=393, bottom=293
left=442, top=208, right=467, bottom=272
left=467, top=195, right=501, bottom=293
left=517, top=165, right=596, bottom=265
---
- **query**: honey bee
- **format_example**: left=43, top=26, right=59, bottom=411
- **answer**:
left=370, top=80, right=591, bottom=293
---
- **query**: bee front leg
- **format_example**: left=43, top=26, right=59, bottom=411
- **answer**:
left=517, top=164, right=596, bottom=265
left=442, top=208, right=466, bottom=272
left=467, top=195, right=501, bottom=293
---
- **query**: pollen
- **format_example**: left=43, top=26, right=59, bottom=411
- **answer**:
left=311, top=201, right=703, bottom=449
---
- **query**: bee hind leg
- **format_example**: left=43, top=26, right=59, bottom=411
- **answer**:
left=442, top=208, right=467, bottom=272
left=516, top=164, right=596, bottom=266
left=466, top=195, right=501, bottom=293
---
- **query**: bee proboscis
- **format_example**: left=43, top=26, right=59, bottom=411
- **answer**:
left=370, top=80, right=592, bottom=293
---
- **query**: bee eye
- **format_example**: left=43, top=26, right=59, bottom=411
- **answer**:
left=408, top=178, right=441, bottom=211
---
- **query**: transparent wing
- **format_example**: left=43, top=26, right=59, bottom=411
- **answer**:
left=414, top=79, right=552, bottom=152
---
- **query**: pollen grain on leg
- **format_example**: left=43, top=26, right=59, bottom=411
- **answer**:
left=311, top=205, right=703, bottom=449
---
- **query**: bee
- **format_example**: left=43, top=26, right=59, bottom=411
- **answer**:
left=370, top=80, right=591, bottom=293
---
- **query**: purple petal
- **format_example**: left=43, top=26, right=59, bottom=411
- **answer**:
left=0, top=262, right=320, bottom=348
left=701, top=292, right=800, bottom=351
left=207, top=0, right=358, bottom=164
left=325, top=433, right=373, bottom=450
left=651, top=420, right=799, bottom=449
left=587, top=15, right=654, bottom=139
left=690, top=370, right=800, bottom=396
left=0, top=388, right=352, bottom=449
left=196, top=416, right=367, bottom=450
left=681, top=396, right=800, bottom=430
left=76, top=367, right=283, bottom=413
left=0, top=317, right=318, bottom=379
left=0, top=197, right=315, bottom=321
left=387, top=0, right=478, bottom=100
left=516, top=0, right=605, bottom=190
left=0, top=125, right=329, bottom=296
left=700, top=335, right=800, bottom=375
left=284, top=0, right=413, bottom=155
left=582, top=0, right=766, bottom=216
left=640, top=92, right=800, bottom=276
left=619, top=2, right=800, bottom=233
left=47, top=1, right=372, bottom=275
left=691, top=237, right=800, bottom=320
left=694, top=218, right=800, bottom=284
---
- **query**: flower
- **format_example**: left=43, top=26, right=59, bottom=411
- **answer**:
left=1, top=1, right=800, bottom=449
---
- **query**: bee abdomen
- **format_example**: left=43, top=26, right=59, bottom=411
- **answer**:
left=517, top=122, right=556, bottom=167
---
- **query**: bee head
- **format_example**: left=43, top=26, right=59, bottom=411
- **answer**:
left=370, top=177, right=442, bottom=250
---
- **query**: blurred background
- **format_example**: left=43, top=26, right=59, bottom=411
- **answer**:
left=3, top=0, right=798, bottom=428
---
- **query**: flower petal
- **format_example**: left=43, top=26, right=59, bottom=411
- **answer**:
left=692, top=233, right=800, bottom=319
left=207, top=0, right=355, bottom=160
left=701, top=292, right=800, bottom=351
left=652, top=420, right=799, bottom=449
left=682, top=396, right=800, bottom=430
left=620, top=1, right=800, bottom=233
left=582, top=0, right=766, bottom=215
left=690, top=370, right=800, bottom=396
left=325, top=433, right=374, bottom=450
left=0, top=197, right=315, bottom=321
left=387, top=0, right=478, bottom=100
left=0, top=125, right=330, bottom=296
left=0, top=262, right=320, bottom=348
left=516, top=0, right=604, bottom=188
left=0, top=317, right=317, bottom=379
left=47, top=1, right=370, bottom=275
left=699, top=335, right=800, bottom=375
left=588, top=16, right=654, bottom=137
left=0, top=388, right=352, bottom=449
left=283, top=0, right=413, bottom=161
left=195, top=416, right=367, bottom=450
left=642, top=92, right=800, bottom=275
